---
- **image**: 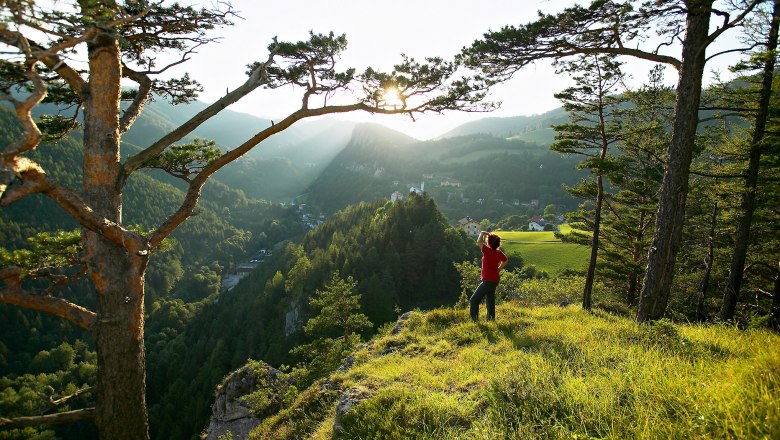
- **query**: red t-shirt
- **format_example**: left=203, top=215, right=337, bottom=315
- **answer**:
left=481, top=244, right=508, bottom=282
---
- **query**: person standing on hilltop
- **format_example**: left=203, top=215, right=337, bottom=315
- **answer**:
left=470, top=231, right=508, bottom=321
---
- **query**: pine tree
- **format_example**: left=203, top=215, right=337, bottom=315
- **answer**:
left=720, top=0, right=780, bottom=320
left=598, top=66, right=672, bottom=306
left=551, top=54, right=626, bottom=310
left=290, top=271, right=371, bottom=386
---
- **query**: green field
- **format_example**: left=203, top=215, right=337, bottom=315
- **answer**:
left=496, top=226, right=590, bottom=274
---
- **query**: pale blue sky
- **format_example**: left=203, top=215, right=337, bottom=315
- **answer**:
left=177, top=0, right=746, bottom=139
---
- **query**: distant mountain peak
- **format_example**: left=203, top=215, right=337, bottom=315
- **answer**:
left=349, top=122, right=418, bottom=148
left=440, top=107, right=567, bottom=142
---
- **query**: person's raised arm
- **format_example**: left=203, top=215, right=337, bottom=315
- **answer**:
left=476, top=230, right=487, bottom=247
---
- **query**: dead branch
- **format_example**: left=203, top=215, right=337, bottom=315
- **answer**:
left=48, top=386, right=95, bottom=408
left=704, top=0, right=764, bottom=47
left=44, top=266, right=88, bottom=295
left=0, top=408, right=95, bottom=428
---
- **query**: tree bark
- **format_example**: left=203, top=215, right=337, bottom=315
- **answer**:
left=720, top=0, right=780, bottom=321
left=81, top=23, right=151, bottom=440
left=697, top=201, right=718, bottom=322
left=637, top=1, right=712, bottom=323
left=583, top=174, right=604, bottom=310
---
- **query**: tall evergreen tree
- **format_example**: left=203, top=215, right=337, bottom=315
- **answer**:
left=290, top=271, right=372, bottom=386
left=599, top=66, right=672, bottom=306
left=551, top=54, right=626, bottom=310
left=720, top=0, right=780, bottom=320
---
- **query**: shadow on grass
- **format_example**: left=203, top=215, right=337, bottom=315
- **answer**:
left=474, top=320, right=537, bottom=351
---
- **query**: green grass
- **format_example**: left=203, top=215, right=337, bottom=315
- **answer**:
left=497, top=226, right=590, bottom=274
left=251, top=303, right=780, bottom=439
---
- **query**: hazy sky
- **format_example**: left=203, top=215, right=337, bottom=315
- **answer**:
left=176, top=0, right=744, bottom=139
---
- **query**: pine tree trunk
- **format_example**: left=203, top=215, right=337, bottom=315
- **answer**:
left=697, top=201, right=718, bottom=322
left=627, top=207, right=648, bottom=307
left=627, top=272, right=638, bottom=307
left=636, top=1, right=712, bottom=323
left=721, top=0, right=780, bottom=321
left=90, top=241, right=150, bottom=440
left=82, top=26, right=151, bottom=440
left=583, top=174, right=604, bottom=310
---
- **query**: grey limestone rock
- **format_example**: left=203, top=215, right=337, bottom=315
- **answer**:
left=205, top=362, right=288, bottom=440
left=332, top=386, right=371, bottom=435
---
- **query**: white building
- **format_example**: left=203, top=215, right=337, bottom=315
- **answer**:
left=458, top=216, right=480, bottom=237
left=391, top=191, right=405, bottom=202
left=410, top=181, right=425, bottom=194
left=528, top=219, right=559, bottom=232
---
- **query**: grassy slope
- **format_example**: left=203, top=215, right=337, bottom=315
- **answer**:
left=498, top=226, right=590, bottom=274
left=251, top=304, right=779, bottom=440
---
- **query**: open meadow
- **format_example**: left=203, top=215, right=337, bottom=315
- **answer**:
left=497, top=226, right=590, bottom=274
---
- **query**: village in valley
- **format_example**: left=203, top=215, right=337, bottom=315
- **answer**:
left=220, top=204, right=326, bottom=291
left=221, top=171, right=565, bottom=292
left=390, top=174, right=563, bottom=237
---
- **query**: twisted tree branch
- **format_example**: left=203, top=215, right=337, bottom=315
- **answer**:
left=121, top=40, right=281, bottom=180
left=0, top=267, right=96, bottom=330
left=120, top=66, right=153, bottom=134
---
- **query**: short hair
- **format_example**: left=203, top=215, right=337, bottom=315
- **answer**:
left=487, top=233, right=501, bottom=250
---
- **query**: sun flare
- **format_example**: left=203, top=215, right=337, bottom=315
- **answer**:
left=381, top=86, right=403, bottom=107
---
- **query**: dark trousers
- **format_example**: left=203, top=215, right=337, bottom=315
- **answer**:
left=470, top=280, right=498, bottom=321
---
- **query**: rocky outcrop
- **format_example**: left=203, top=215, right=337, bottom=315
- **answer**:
left=206, top=311, right=415, bottom=439
left=285, top=301, right=300, bottom=336
left=205, top=361, right=289, bottom=440
left=392, top=311, right=412, bottom=335
left=332, top=386, right=372, bottom=435
left=331, top=312, right=413, bottom=433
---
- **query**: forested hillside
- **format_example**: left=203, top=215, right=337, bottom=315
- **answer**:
left=0, top=105, right=303, bottom=439
left=305, top=124, right=582, bottom=221
left=146, top=193, right=476, bottom=439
